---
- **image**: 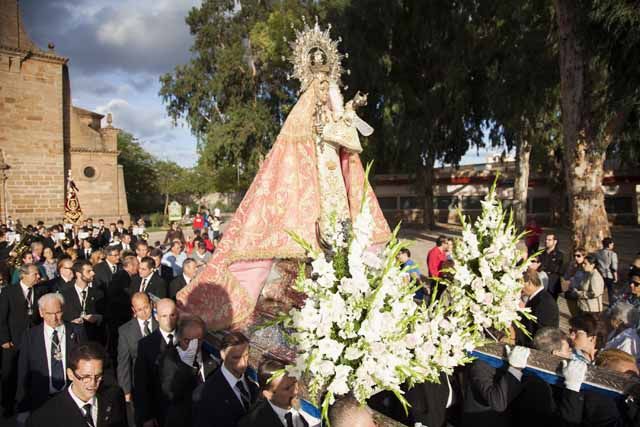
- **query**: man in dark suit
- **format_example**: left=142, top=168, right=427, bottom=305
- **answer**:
left=105, top=256, right=140, bottom=369
left=25, top=341, right=127, bottom=427
left=510, top=328, right=584, bottom=427
left=133, top=257, right=167, bottom=300
left=516, top=268, right=560, bottom=347
left=133, top=298, right=178, bottom=427
left=157, top=315, right=218, bottom=427
left=61, top=260, right=105, bottom=343
left=93, top=246, right=121, bottom=293
left=394, top=371, right=459, bottom=427
left=0, top=263, right=48, bottom=415
left=16, top=292, right=87, bottom=415
left=538, top=233, right=565, bottom=299
left=238, top=359, right=319, bottom=427
left=194, top=332, right=259, bottom=427
left=461, top=346, right=529, bottom=427
left=149, top=249, right=174, bottom=284
left=45, top=257, right=75, bottom=293
left=78, top=239, right=95, bottom=261
left=117, top=292, right=157, bottom=420
left=168, top=258, right=197, bottom=300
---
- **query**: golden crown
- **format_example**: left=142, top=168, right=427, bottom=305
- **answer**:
left=285, top=17, right=348, bottom=93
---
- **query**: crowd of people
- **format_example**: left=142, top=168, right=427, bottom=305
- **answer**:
left=2, top=213, right=640, bottom=427
left=391, top=227, right=640, bottom=427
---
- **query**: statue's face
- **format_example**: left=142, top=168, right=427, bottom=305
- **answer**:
left=318, top=79, right=329, bottom=104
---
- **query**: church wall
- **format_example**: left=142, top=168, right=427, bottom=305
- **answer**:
left=0, top=52, right=66, bottom=224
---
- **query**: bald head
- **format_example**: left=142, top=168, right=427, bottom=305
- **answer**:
left=328, top=396, right=376, bottom=427
left=131, top=292, right=152, bottom=321
left=155, top=298, right=178, bottom=333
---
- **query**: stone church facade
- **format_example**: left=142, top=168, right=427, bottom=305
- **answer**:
left=0, top=0, right=129, bottom=225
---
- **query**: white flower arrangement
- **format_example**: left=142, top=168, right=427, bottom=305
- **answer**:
left=446, top=178, right=532, bottom=337
left=273, top=171, right=529, bottom=423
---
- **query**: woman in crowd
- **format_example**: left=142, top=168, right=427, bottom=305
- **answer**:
left=163, top=221, right=184, bottom=244
left=41, top=246, right=58, bottom=280
left=562, top=248, right=587, bottom=317
left=604, top=302, right=640, bottom=363
left=566, top=254, right=604, bottom=316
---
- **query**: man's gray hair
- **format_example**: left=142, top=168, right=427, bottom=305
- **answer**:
left=533, top=327, right=568, bottom=354
left=38, top=292, right=65, bottom=310
left=610, top=302, right=640, bottom=328
left=19, top=263, right=36, bottom=277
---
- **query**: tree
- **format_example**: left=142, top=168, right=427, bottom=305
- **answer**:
left=553, top=0, right=640, bottom=251
left=155, top=160, right=187, bottom=215
left=117, top=132, right=163, bottom=214
left=160, top=1, right=310, bottom=192
left=472, top=0, right=559, bottom=228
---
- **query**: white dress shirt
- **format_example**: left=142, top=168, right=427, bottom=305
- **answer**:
left=43, top=323, right=67, bottom=393
left=68, top=386, right=98, bottom=426
left=137, top=317, right=153, bottom=337
left=75, top=285, right=89, bottom=312
left=139, top=275, right=151, bottom=292
left=268, top=400, right=303, bottom=427
left=159, top=328, right=176, bottom=346
left=106, top=261, right=118, bottom=274
left=220, top=363, right=249, bottom=407
left=19, top=282, right=33, bottom=311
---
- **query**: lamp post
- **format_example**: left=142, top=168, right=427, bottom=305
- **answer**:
left=0, top=151, right=10, bottom=224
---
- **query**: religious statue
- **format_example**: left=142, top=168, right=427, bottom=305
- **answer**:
left=177, top=19, right=390, bottom=331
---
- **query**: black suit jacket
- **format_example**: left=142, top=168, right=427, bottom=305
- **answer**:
left=93, top=261, right=121, bottom=293
left=16, top=322, right=87, bottom=412
left=61, top=285, right=105, bottom=342
left=399, top=372, right=454, bottom=427
left=132, top=273, right=168, bottom=300
left=78, top=248, right=95, bottom=261
left=133, top=329, right=173, bottom=425
left=0, top=283, right=48, bottom=346
left=461, top=360, right=523, bottom=427
left=46, top=276, right=75, bottom=294
left=238, top=397, right=311, bottom=427
left=26, top=385, right=127, bottom=427
left=106, top=271, right=136, bottom=329
left=194, top=367, right=260, bottom=427
left=168, top=275, right=187, bottom=300
left=116, top=317, right=158, bottom=395
left=510, top=374, right=584, bottom=427
left=157, top=346, right=218, bottom=426
left=516, top=289, right=560, bottom=347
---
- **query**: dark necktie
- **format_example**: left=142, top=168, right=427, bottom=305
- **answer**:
left=236, top=380, right=251, bottom=409
left=51, top=330, right=65, bottom=390
left=26, top=288, right=33, bottom=315
left=83, top=403, right=95, bottom=427
left=143, top=320, right=150, bottom=336
left=167, top=333, right=174, bottom=347
left=111, top=264, right=116, bottom=274
left=81, top=289, right=87, bottom=313
left=285, top=412, right=294, bottom=427
left=140, top=277, right=148, bottom=293
left=86, top=249, right=90, bottom=258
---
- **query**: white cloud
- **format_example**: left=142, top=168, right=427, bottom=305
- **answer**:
left=94, top=98, right=197, bottom=167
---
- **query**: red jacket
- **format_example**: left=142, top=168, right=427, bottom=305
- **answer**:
left=427, top=246, right=446, bottom=277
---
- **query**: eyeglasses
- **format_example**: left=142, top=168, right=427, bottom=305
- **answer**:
left=73, top=371, right=103, bottom=384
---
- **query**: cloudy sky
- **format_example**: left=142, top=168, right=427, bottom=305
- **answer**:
left=20, top=0, right=494, bottom=168
left=20, top=0, right=200, bottom=166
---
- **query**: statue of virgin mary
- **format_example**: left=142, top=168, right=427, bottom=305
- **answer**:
left=177, top=21, right=390, bottom=330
